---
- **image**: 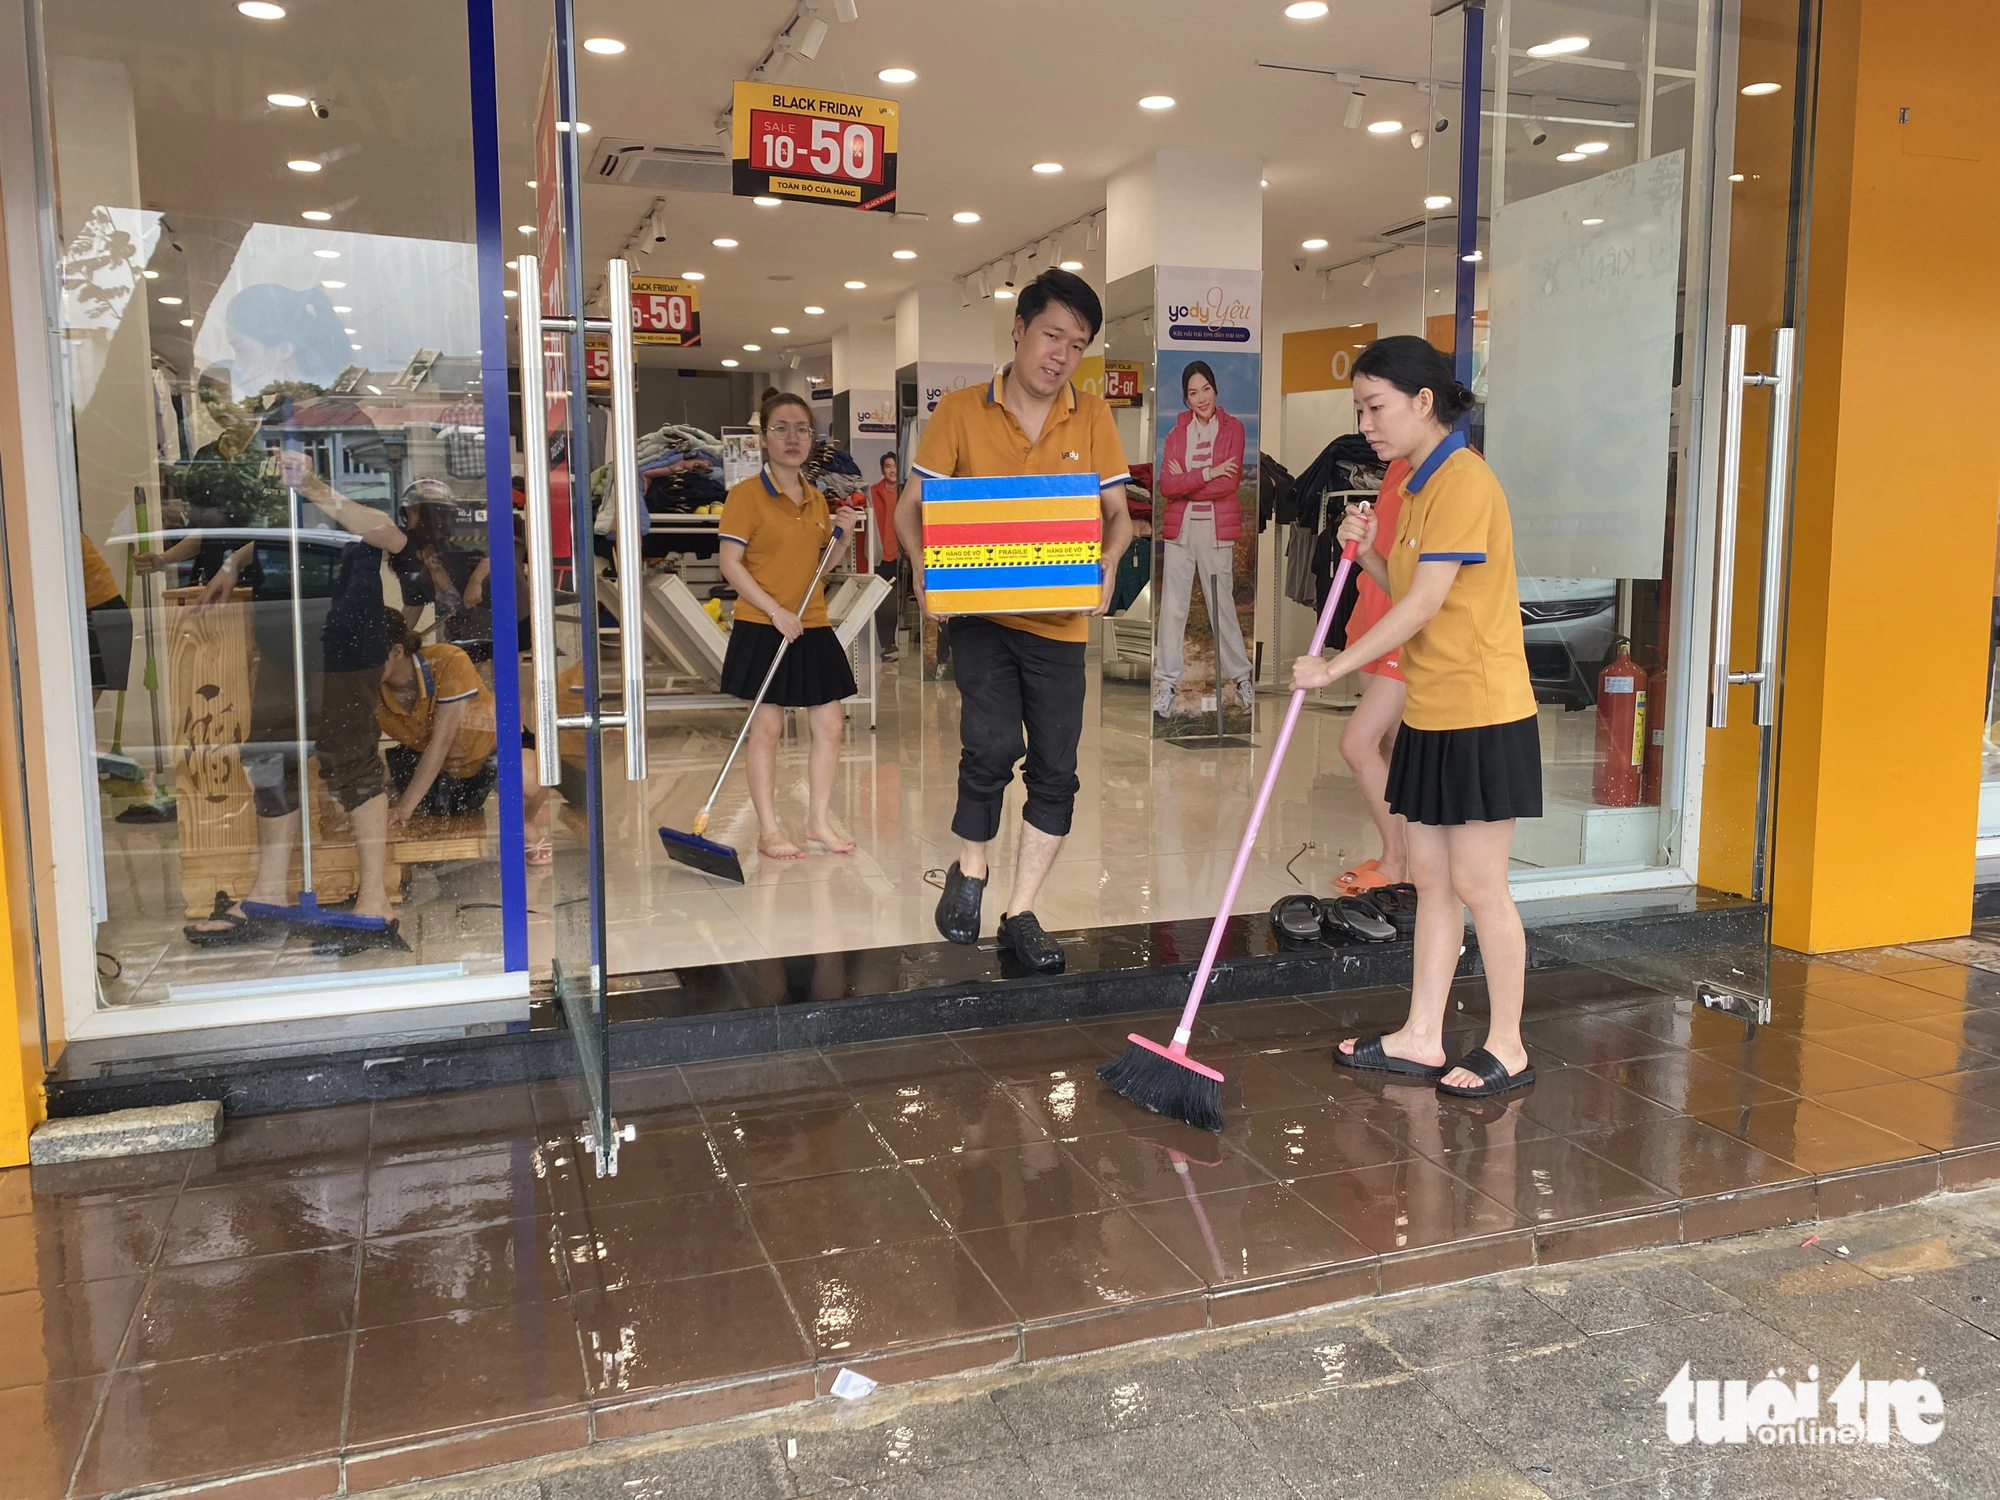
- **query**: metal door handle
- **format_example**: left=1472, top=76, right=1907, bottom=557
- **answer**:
left=516, top=254, right=561, bottom=786
left=1707, top=324, right=1787, bottom=730
left=1752, top=328, right=1797, bottom=727
left=606, top=260, right=647, bottom=780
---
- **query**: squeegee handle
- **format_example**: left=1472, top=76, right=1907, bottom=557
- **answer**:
left=1168, top=538, right=1362, bottom=1052
left=695, top=523, right=849, bottom=822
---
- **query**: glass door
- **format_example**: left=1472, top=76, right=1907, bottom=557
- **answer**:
left=515, top=2, right=649, bottom=1176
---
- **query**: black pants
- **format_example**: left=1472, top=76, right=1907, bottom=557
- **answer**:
left=386, top=745, right=497, bottom=818
left=874, top=558, right=901, bottom=654
left=950, top=616, right=1086, bottom=842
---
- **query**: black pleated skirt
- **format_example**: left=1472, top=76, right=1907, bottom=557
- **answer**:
left=1386, top=714, right=1543, bottom=825
left=719, top=621, right=857, bottom=708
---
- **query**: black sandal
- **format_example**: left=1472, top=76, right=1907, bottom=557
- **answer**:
left=1322, top=896, right=1396, bottom=945
left=1270, top=894, right=1324, bottom=949
left=182, top=890, right=279, bottom=948
left=1363, top=883, right=1420, bottom=936
left=1436, top=1046, right=1537, bottom=1098
left=311, top=919, right=410, bottom=957
left=1333, top=1033, right=1448, bottom=1079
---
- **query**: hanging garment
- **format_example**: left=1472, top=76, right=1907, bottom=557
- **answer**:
left=1260, top=452, right=1294, bottom=532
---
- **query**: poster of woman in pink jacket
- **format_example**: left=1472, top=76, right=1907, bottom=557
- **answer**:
left=1154, top=357, right=1256, bottom=728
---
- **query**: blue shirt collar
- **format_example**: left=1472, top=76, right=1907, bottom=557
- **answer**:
left=1407, top=431, right=1469, bottom=494
left=760, top=464, right=782, bottom=496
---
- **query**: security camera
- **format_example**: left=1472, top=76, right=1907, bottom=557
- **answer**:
left=1528, top=123, right=1548, bottom=147
left=1292, top=256, right=1308, bottom=273
left=1434, top=117, right=1450, bottom=134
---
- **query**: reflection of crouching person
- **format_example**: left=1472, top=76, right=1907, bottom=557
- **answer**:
left=376, top=611, right=502, bottom=829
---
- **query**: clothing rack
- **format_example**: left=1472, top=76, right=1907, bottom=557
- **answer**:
left=1270, top=485, right=1379, bottom=687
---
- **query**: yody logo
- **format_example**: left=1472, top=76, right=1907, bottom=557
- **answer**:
left=1658, top=1363, right=1944, bottom=1446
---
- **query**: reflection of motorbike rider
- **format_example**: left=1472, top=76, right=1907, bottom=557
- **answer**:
left=1154, top=360, right=1252, bottom=718
left=219, top=282, right=352, bottom=399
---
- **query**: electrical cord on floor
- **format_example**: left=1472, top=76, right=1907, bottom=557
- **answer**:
left=923, top=868, right=947, bottom=890
left=96, top=951, right=122, bottom=980
left=1285, top=842, right=1317, bottom=886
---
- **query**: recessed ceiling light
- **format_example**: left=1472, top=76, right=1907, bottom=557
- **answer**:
left=1366, top=119, right=1403, bottom=135
left=771, top=326, right=791, bottom=335
left=1575, top=141, right=1610, bottom=154
left=267, top=92, right=308, bottom=108
left=1728, top=173, right=1746, bottom=182
left=1301, top=237, right=1328, bottom=251
left=1284, top=1, right=1329, bottom=16
left=350, top=343, right=363, bottom=350
left=994, top=288, right=1015, bottom=299
left=1581, top=217, right=1605, bottom=226
left=141, top=269, right=159, bottom=279
left=1138, top=95, right=1175, bottom=111
left=892, top=249, right=917, bottom=259
left=877, top=67, right=917, bottom=84
left=1059, top=260, right=1083, bottom=271
left=320, top=279, right=345, bottom=288
left=682, top=270, right=705, bottom=280
left=582, top=37, right=624, bottom=54
left=287, top=159, right=321, bottom=173
left=721, top=358, right=740, bottom=367
left=1260, top=178, right=1269, bottom=187
left=1461, top=251, right=1483, bottom=263
left=1742, top=81, right=1783, bottom=96
left=554, top=121, right=591, bottom=133
left=301, top=209, right=332, bottom=221
left=1425, top=194, right=1453, bottom=210
left=1557, top=151, right=1587, bottom=163
left=343, top=327, right=357, bottom=334
left=743, top=344, right=762, bottom=352
left=803, top=305, right=825, bottom=315
left=157, top=296, right=183, bottom=305
left=712, top=237, right=738, bottom=248
left=504, top=258, right=518, bottom=270
left=1526, top=36, right=1590, bottom=57
left=237, top=1, right=285, bottom=18
left=752, top=196, right=781, bottom=207
left=313, top=248, right=340, bottom=258
left=178, top=317, right=195, bottom=326
left=1032, top=162, right=1063, bottom=175
left=366, top=384, right=382, bottom=394
left=502, top=289, right=518, bottom=299
left=526, top=180, right=537, bottom=189
left=518, top=224, right=535, bottom=235
left=332, top=305, right=350, bottom=312
left=952, top=211, right=981, bottom=224
left=844, top=280, right=867, bottom=290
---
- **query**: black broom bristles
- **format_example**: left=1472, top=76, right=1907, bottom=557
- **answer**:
left=1096, top=1043, right=1224, bottom=1133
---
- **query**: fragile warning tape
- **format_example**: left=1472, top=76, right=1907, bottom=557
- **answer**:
left=923, top=541, right=1101, bottom=568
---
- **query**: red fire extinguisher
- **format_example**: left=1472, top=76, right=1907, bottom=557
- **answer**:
left=1593, top=641, right=1645, bottom=807
left=1641, top=658, right=1666, bottom=807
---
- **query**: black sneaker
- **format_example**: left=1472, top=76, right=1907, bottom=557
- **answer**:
left=934, top=861, right=985, bottom=944
left=997, top=910, right=1065, bottom=973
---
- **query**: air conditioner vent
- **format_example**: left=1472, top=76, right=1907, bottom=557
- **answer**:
left=587, top=138, right=731, bottom=193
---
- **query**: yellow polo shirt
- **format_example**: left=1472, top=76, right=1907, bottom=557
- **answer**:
left=912, top=371, right=1129, bottom=643
left=1385, top=436, right=1537, bottom=732
left=80, top=536, right=122, bottom=608
left=718, top=468, right=835, bottom=629
left=376, top=643, right=497, bottom=778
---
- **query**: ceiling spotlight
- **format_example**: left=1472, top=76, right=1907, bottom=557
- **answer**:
left=1425, top=194, right=1453, bottom=210
left=1575, top=141, right=1610, bottom=155
left=1284, top=0, right=1329, bottom=16
left=350, top=342, right=363, bottom=350
left=237, top=1, right=285, bottom=17
left=1343, top=92, right=1365, bottom=129
left=682, top=270, right=706, bottom=280
left=1410, top=129, right=1426, bottom=148
left=1138, top=95, right=1176, bottom=110
left=712, top=237, right=739, bottom=248
left=743, top=344, right=762, bottom=352
left=157, top=296, right=183, bottom=305
left=1367, top=119, right=1403, bottom=135
left=1526, top=36, right=1590, bottom=57
left=320, top=279, right=344, bottom=288
left=1728, top=173, right=1746, bottom=182
left=301, top=209, right=332, bottom=221
left=1005, top=256, right=1018, bottom=287
left=957, top=279, right=972, bottom=308
left=1556, top=151, right=1587, bottom=162
left=877, top=67, right=917, bottom=84
left=844, top=280, right=867, bottom=290
left=1462, top=251, right=1483, bottom=262
left=518, top=224, right=536, bottom=234
left=892, top=249, right=917, bottom=259
left=287, top=158, right=322, bottom=173
left=527, top=179, right=537, bottom=188
left=803, top=305, right=825, bottom=315
left=752, top=196, right=781, bottom=207
left=179, top=317, right=195, bottom=327
left=141, top=269, right=159, bottom=279
left=313, top=248, right=340, bottom=258
left=994, top=288, right=1015, bottom=300
left=1520, top=117, right=1547, bottom=148
left=1261, top=178, right=1269, bottom=188
left=1582, top=217, right=1605, bottom=226
left=1301, top=237, right=1328, bottom=251
left=1032, top=162, right=1064, bottom=175
left=502, top=289, right=518, bottom=299
left=788, top=354, right=802, bottom=370
left=582, top=37, right=625, bottom=54
left=833, top=0, right=858, bottom=22
left=1085, top=214, right=1101, bottom=252
left=342, top=327, right=356, bottom=334
left=267, top=92, right=308, bottom=108
left=788, top=14, right=830, bottom=58
left=771, top=326, right=791, bottom=334
left=1362, top=258, right=1379, bottom=288
left=1059, top=259, right=1083, bottom=271
left=332, top=305, right=350, bottom=312
left=952, top=210, right=981, bottom=224
left=975, top=268, right=990, bottom=298
left=721, top=358, right=740, bottom=368
left=1742, top=81, right=1783, bottom=96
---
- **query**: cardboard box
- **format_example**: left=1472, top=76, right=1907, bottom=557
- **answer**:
left=919, top=474, right=1103, bottom=615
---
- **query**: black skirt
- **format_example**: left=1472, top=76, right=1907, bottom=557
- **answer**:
left=719, top=621, right=857, bottom=708
left=1387, top=714, right=1543, bottom=826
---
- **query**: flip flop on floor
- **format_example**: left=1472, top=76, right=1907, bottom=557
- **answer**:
left=1363, top=883, right=1420, bottom=935
left=1333, top=1033, right=1448, bottom=1079
left=182, top=890, right=279, bottom=948
left=1323, top=895, right=1397, bottom=944
left=1436, top=1046, right=1537, bottom=1098
left=1270, top=893, right=1325, bottom=948
left=1334, top=858, right=1388, bottom=895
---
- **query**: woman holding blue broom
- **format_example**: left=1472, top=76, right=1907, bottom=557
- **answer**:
left=1291, top=336, right=1541, bottom=1099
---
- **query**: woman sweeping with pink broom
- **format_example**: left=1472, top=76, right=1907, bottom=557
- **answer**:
left=1291, top=337, right=1540, bottom=1098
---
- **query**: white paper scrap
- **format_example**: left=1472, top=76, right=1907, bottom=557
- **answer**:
left=829, top=1368, right=877, bottom=1401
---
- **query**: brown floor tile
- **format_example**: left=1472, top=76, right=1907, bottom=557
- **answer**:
left=1204, top=1000, right=1343, bottom=1048
left=1288, top=1157, right=1528, bottom=1253
left=160, top=1174, right=362, bottom=1266
left=1813, top=1080, right=2000, bottom=1152
left=1065, top=1127, right=1275, bottom=1206
left=1580, top=1000, right=1703, bottom=1046
left=775, top=1236, right=1015, bottom=1359
left=707, top=1103, right=896, bottom=1184
left=572, top=1265, right=812, bottom=1398
left=1585, top=1052, right=1797, bottom=1115
left=1511, top=1067, right=1679, bottom=1134
left=347, top=1301, right=585, bottom=1447
left=1127, top=1182, right=1372, bottom=1288
left=1444, top=1136, right=1675, bottom=1224
left=565, top=1120, right=731, bottom=1209
left=1072, top=1010, right=1231, bottom=1057
left=185, top=1107, right=369, bottom=1187
left=363, top=1146, right=564, bottom=1238
left=682, top=1051, right=850, bottom=1112
left=1682, top=1180, right=1817, bottom=1240
left=1905, top=1007, right=2000, bottom=1056
left=739, top=1166, right=944, bottom=1260
left=20, top=1152, right=197, bottom=1205
left=1217, top=1055, right=1339, bottom=1113
left=591, top=1369, right=818, bottom=1442
left=1816, top=1158, right=1941, bottom=1218
left=1516, top=1014, right=1677, bottom=1067
left=1519, top=967, right=1674, bottom=1008
left=1535, top=1207, right=1681, bottom=1264
left=1889, top=963, right=2000, bottom=1007
left=128, top=1245, right=357, bottom=1365
left=1, top=1376, right=105, bottom=1500
left=0, top=1278, right=141, bottom=1388
left=342, top=1411, right=587, bottom=1493
left=1693, top=1030, right=1907, bottom=1093
left=0, top=1168, right=26, bottom=1217
left=0, top=1198, right=173, bottom=1293
left=1227, top=1103, right=1416, bottom=1178
left=75, top=1335, right=347, bottom=1495
left=1928, top=1064, right=2000, bottom=1112
left=1825, top=947, right=1952, bottom=977
left=951, top=1023, right=1114, bottom=1082
left=1322, top=1077, right=1555, bottom=1158
left=369, top=1088, right=538, bottom=1160
left=904, top=1140, right=1118, bottom=1231
left=820, top=1036, right=978, bottom=1091
left=1377, top=1232, right=1535, bottom=1293
left=1689, top=1099, right=1930, bottom=1175
left=359, top=1218, right=569, bottom=1327
left=958, top=1209, right=1202, bottom=1324
left=1685, top=993, right=1881, bottom=1048
left=856, top=1079, right=1048, bottom=1158
left=560, top=1187, right=768, bottom=1289
left=1806, top=1021, right=2000, bottom=1080
left=1797, top=969, right=1976, bottom=1019
left=1567, top=1116, right=1808, bottom=1198
left=1002, top=1075, right=1176, bottom=1139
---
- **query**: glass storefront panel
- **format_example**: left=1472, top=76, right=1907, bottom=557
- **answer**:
left=42, top=0, right=518, bottom=1016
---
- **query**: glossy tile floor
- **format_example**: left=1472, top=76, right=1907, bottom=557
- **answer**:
left=16, top=935, right=2000, bottom=1498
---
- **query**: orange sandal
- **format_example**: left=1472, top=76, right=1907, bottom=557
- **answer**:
left=1334, top=858, right=1389, bottom=895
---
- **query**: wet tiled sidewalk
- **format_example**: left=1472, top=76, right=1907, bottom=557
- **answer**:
left=11, top=939, right=2000, bottom=1498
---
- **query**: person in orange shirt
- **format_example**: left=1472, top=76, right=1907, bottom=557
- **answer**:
left=867, top=452, right=902, bottom=662
left=1333, top=457, right=1411, bottom=894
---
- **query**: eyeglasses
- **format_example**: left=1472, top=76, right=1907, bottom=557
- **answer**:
left=766, top=422, right=814, bottom=439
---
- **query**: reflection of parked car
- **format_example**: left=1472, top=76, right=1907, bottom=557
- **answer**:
left=110, top=526, right=366, bottom=658
left=1519, top=577, right=1617, bottom=708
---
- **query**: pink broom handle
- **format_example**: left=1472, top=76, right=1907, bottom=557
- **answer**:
left=1166, top=536, right=1363, bottom=1054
